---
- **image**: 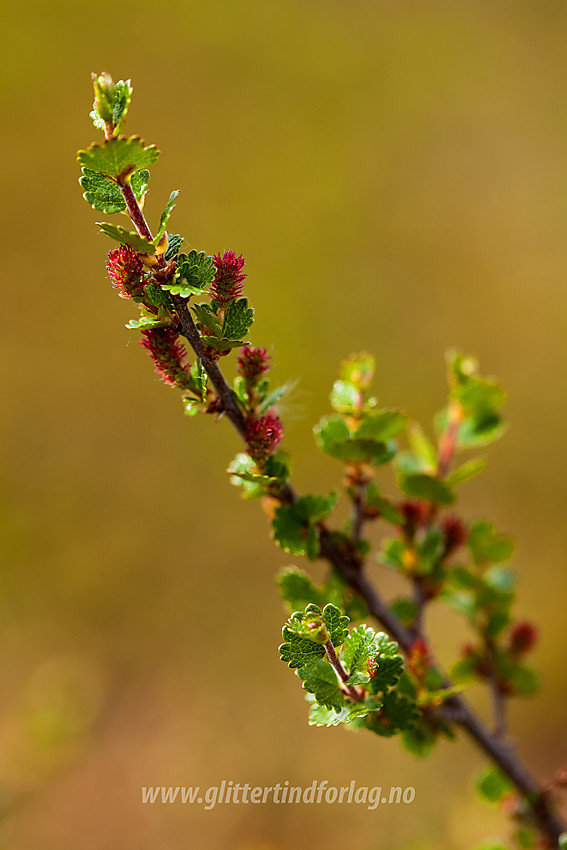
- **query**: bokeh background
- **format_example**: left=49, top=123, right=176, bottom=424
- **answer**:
left=1, top=1, right=567, bottom=848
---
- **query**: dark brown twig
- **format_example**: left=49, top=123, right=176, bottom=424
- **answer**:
left=117, top=182, right=565, bottom=848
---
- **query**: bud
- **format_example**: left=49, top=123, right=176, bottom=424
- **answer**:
left=441, top=515, right=468, bottom=556
left=90, top=72, right=132, bottom=137
left=210, top=250, right=247, bottom=306
left=245, top=412, right=283, bottom=463
left=399, top=500, right=429, bottom=534
left=408, top=638, right=430, bottom=679
left=91, top=71, right=116, bottom=125
left=508, top=621, right=538, bottom=656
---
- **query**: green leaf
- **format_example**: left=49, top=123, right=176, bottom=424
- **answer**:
left=90, top=74, right=132, bottom=135
left=398, top=473, right=455, bottom=506
left=355, top=410, right=407, bottom=441
left=308, top=698, right=381, bottom=726
left=272, top=494, right=337, bottom=561
left=445, top=565, right=480, bottom=591
left=395, top=451, right=427, bottom=476
left=165, top=233, right=184, bottom=261
left=506, top=664, right=539, bottom=696
left=485, top=610, right=511, bottom=639
left=143, top=284, right=172, bottom=311
left=446, top=456, right=487, bottom=486
left=278, top=569, right=323, bottom=612
left=322, top=603, right=350, bottom=646
left=97, top=222, right=155, bottom=254
left=258, top=384, right=287, bottom=414
left=77, top=136, right=160, bottom=181
left=314, top=415, right=350, bottom=450
left=296, top=493, right=338, bottom=523
left=364, top=483, right=405, bottom=525
left=232, top=376, right=249, bottom=407
left=458, top=413, right=506, bottom=448
left=222, top=298, right=255, bottom=341
left=439, top=353, right=507, bottom=450
left=279, top=629, right=326, bottom=670
left=484, top=565, right=516, bottom=596
left=450, top=654, right=480, bottom=684
left=402, top=721, right=437, bottom=758
left=442, top=589, right=477, bottom=622
left=468, top=521, right=515, bottom=566
left=80, top=168, right=149, bottom=213
left=390, top=598, right=418, bottom=626
left=308, top=702, right=353, bottom=727
left=298, top=659, right=346, bottom=711
left=125, top=314, right=171, bottom=330
left=343, top=625, right=376, bottom=674
left=314, top=415, right=396, bottom=465
left=192, top=303, right=223, bottom=337
left=155, top=190, right=179, bottom=240
left=345, top=671, right=372, bottom=686
left=407, top=422, right=438, bottom=471
left=273, top=504, right=318, bottom=560
left=367, top=691, right=419, bottom=736
left=190, top=359, right=207, bottom=402
left=263, top=451, right=291, bottom=485
left=452, top=376, right=507, bottom=417
left=417, top=527, right=444, bottom=574
left=379, top=538, right=407, bottom=570
left=163, top=250, right=216, bottom=297
left=475, top=767, right=515, bottom=803
left=228, top=453, right=269, bottom=499
left=368, top=634, right=405, bottom=694
left=330, top=380, right=361, bottom=413
left=200, top=337, right=246, bottom=351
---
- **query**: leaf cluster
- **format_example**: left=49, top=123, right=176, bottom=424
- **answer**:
left=279, top=604, right=420, bottom=735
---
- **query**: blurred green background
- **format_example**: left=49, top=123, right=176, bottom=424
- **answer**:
left=1, top=1, right=567, bottom=848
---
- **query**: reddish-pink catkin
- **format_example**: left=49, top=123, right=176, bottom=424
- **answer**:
left=139, top=328, right=192, bottom=389
left=106, top=245, right=146, bottom=300
left=237, top=346, right=271, bottom=384
left=245, top=412, right=284, bottom=462
left=210, top=250, right=247, bottom=306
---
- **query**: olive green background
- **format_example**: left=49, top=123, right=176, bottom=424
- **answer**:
left=1, top=2, right=567, bottom=848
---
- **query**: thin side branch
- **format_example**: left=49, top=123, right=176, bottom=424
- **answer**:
left=485, top=638, right=509, bottom=738
left=121, top=183, right=154, bottom=243
left=350, top=482, right=367, bottom=545
left=324, top=639, right=363, bottom=702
